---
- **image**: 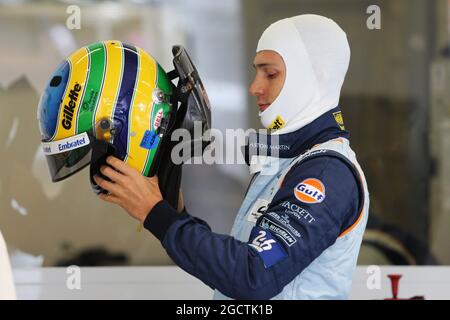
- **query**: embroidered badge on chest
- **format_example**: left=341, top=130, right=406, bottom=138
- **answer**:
left=247, top=199, right=269, bottom=223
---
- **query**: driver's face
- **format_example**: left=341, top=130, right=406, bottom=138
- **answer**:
left=249, top=50, right=286, bottom=113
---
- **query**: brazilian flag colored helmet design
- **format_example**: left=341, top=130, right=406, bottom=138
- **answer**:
left=38, top=41, right=208, bottom=194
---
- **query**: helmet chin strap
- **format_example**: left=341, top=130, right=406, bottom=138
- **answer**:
left=89, top=137, right=119, bottom=195
left=151, top=45, right=213, bottom=209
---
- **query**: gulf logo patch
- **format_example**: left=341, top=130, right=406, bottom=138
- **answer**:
left=294, top=178, right=326, bottom=204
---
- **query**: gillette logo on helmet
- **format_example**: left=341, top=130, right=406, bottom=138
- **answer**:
left=62, top=83, right=82, bottom=130
left=58, top=136, right=87, bottom=152
left=294, top=178, right=326, bottom=204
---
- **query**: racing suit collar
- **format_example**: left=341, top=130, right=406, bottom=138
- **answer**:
left=245, top=107, right=349, bottom=167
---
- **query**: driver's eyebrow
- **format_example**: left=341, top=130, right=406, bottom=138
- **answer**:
left=252, top=63, right=276, bottom=69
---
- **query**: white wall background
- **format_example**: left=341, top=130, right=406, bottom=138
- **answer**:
left=11, top=266, right=450, bottom=300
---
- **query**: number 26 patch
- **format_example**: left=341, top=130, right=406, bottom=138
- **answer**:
left=248, top=227, right=287, bottom=268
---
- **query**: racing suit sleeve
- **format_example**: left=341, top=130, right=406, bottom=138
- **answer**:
left=143, top=156, right=360, bottom=299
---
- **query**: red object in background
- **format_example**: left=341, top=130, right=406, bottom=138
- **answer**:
left=387, top=274, right=402, bottom=299
left=385, top=274, right=425, bottom=300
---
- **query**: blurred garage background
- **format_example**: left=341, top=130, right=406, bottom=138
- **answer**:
left=0, top=0, right=449, bottom=268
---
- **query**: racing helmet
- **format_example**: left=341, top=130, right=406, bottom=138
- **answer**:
left=37, top=40, right=211, bottom=194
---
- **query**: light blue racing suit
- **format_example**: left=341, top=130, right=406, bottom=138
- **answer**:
left=145, top=107, right=369, bottom=299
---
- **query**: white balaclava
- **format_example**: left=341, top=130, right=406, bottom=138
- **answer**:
left=257, top=14, right=351, bottom=134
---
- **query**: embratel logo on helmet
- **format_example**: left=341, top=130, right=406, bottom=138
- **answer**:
left=294, top=178, right=326, bottom=204
left=61, top=83, right=82, bottom=130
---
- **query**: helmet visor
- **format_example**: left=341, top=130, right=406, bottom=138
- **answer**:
left=41, top=132, right=92, bottom=182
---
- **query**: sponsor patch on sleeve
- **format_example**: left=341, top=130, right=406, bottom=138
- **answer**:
left=248, top=227, right=287, bottom=268
left=259, top=217, right=297, bottom=246
left=294, top=178, right=326, bottom=204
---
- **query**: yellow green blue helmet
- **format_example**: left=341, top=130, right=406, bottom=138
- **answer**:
left=37, top=41, right=211, bottom=194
